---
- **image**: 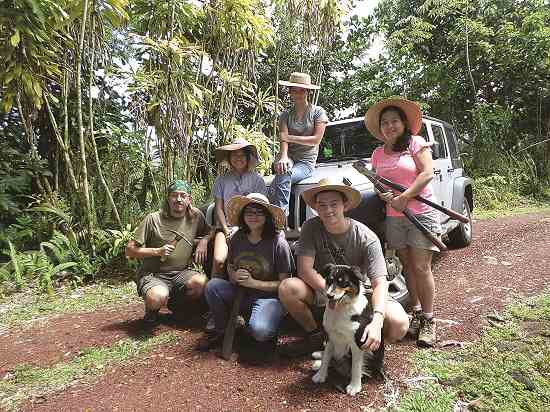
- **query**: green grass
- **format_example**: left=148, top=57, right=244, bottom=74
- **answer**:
left=0, top=280, right=139, bottom=329
left=397, top=292, right=550, bottom=411
left=0, top=333, right=177, bottom=411
left=473, top=203, right=550, bottom=220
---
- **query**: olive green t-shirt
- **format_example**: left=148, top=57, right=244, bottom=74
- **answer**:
left=134, top=208, right=210, bottom=275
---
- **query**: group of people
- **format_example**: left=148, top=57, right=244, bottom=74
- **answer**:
left=126, top=72, right=443, bottom=368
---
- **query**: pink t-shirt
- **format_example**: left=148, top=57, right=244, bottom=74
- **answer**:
left=371, top=135, right=436, bottom=217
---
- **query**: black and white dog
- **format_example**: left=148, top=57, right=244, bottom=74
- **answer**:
left=312, top=263, right=381, bottom=396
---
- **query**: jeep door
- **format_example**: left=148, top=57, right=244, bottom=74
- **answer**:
left=420, top=120, right=454, bottom=211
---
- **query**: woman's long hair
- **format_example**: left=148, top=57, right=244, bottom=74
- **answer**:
left=379, top=105, right=412, bottom=152
left=238, top=204, right=277, bottom=239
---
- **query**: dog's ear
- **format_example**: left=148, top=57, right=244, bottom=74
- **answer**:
left=351, top=266, right=365, bottom=281
left=322, top=263, right=335, bottom=277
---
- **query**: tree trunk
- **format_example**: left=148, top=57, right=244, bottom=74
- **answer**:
left=87, top=10, right=122, bottom=229
left=44, top=94, right=79, bottom=192
left=75, top=0, right=95, bottom=248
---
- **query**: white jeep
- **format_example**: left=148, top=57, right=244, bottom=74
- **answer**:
left=205, top=115, right=474, bottom=307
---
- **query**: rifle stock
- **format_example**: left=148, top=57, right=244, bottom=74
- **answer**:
left=353, top=162, right=447, bottom=251
left=353, top=161, right=470, bottom=224
left=221, top=287, right=245, bottom=360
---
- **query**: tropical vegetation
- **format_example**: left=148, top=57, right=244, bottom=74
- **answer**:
left=1, top=0, right=549, bottom=294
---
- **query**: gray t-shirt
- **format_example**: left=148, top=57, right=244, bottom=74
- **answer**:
left=295, top=217, right=387, bottom=282
left=228, top=231, right=295, bottom=296
left=279, top=104, right=329, bottom=168
left=212, top=171, right=267, bottom=214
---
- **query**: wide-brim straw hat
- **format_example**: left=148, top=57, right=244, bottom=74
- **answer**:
left=215, top=137, right=259, bottom=170
left=278, top=72, right=320, bottom=90
left=227, top=193, right=287, bottom=230
left=301, top=177, right=362, bottom=211
left=364, top=98, right=422, bottom=140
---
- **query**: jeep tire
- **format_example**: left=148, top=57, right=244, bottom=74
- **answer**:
left=447, top=198, right=473, bottom=248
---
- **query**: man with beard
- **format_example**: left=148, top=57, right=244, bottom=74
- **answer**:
left=126, top=180, right=211, bottom=325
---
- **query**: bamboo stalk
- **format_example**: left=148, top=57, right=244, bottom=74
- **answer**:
left=87, top=9, right=122, bottom=229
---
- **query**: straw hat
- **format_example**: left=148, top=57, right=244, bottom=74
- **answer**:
left=226, top=193, right=286, bottom=230
left=364, top=98, right=422, bottom=140
left=301, top=177, right=362, bottom=211
left=278, top=72, right=320, bottom=90
left=215, top=137, right=259, bottom=170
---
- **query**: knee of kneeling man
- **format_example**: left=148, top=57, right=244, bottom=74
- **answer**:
left=146, top=290, right=168, bottom=306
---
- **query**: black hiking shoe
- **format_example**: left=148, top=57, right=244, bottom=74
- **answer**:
left=143, top=309, right=160, bottom=326
left=197, top=332, right=224, bottom=352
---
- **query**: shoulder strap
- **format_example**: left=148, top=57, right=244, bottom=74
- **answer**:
left=320, top=227, right=349, bottom=266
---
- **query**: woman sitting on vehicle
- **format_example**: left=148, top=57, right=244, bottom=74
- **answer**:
left=210, top=138, right=266, bottom=278
left=270, top=72, right=329, bottom=217
left=365, top=98, right=442, bottom=348
left=198, top=193, right=294, bottom=361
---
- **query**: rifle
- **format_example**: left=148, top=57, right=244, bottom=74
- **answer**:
left=353, top=162, right=448, bottom=251
left=353, top=161, right=469, bottom=224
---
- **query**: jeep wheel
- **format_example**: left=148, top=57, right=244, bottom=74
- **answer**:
left=447, top=198, right=473, bottom=248
left=385, top=252, right=410, bottom=310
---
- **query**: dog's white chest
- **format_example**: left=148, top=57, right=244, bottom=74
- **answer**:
left=323, top=296, right=367, bottom=359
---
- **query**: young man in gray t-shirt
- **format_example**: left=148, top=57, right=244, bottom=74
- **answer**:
left=278, top=178, right=409, bottom=357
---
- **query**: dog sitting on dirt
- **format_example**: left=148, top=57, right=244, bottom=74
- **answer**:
left=312, top=263, right=384, bottom=396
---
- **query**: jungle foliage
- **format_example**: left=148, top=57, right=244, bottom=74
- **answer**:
left=0, top=0, right=549, bottom=293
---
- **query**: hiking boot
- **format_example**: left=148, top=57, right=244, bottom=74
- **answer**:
left=407, top=310, right=422, bottom=338
left=143, top=309, right=160, bottom=326
left=278, top=330, right=324, bottom=358
left=197, top=332, right=223, bottom=352
left=417, top=316, right=436, bottom=348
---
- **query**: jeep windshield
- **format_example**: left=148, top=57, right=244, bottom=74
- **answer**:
left=318, top=117, right=381, bottom=162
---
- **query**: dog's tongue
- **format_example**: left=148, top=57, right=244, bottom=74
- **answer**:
left=328, top=300, right=336, bottom=309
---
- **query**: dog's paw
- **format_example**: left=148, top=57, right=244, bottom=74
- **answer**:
left=346, top=382, right=362, bottom=396
left=311, top=351, right=323, bottom=360
left=311, top=360, right=322, bottom=371
left=312, top=370, right=327, bottom=384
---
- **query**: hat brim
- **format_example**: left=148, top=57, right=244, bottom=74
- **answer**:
left=364, top=98, right=422, bottom=141
left=278, top=80, right=320, bottom=90
left=215, top=143, right=259, bottom=170
left=301, top=185, right=362, bottom=212
left=226, top=196, right=287, bottom=230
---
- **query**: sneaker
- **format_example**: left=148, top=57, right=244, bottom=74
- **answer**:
left=143, top=309, right=160, bottom=326
left=408, top=310, right=422, bottom=338
left=279, top=330, right=324, bottom=358
left=197, top=332, right=223, bottom=352
left=417, top=316, right=436, bottom=348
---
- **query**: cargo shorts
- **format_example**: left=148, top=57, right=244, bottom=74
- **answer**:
left=136, top=269, right=203, bottom=301
left=385, top=210, right=443, bottom=252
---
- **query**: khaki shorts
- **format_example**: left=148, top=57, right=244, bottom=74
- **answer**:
left=136, top=269, right=202, bottom=299
left=385, top=211, right=442, bottom=252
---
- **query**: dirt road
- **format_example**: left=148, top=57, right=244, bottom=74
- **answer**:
left=2, top=211, right=549, bottom=411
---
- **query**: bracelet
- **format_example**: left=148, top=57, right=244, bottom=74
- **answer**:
left=373, top=309, right=385, bottom=319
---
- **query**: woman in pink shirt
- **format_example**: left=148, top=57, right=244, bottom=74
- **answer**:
left=365, top=98, right=442, bottom=348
